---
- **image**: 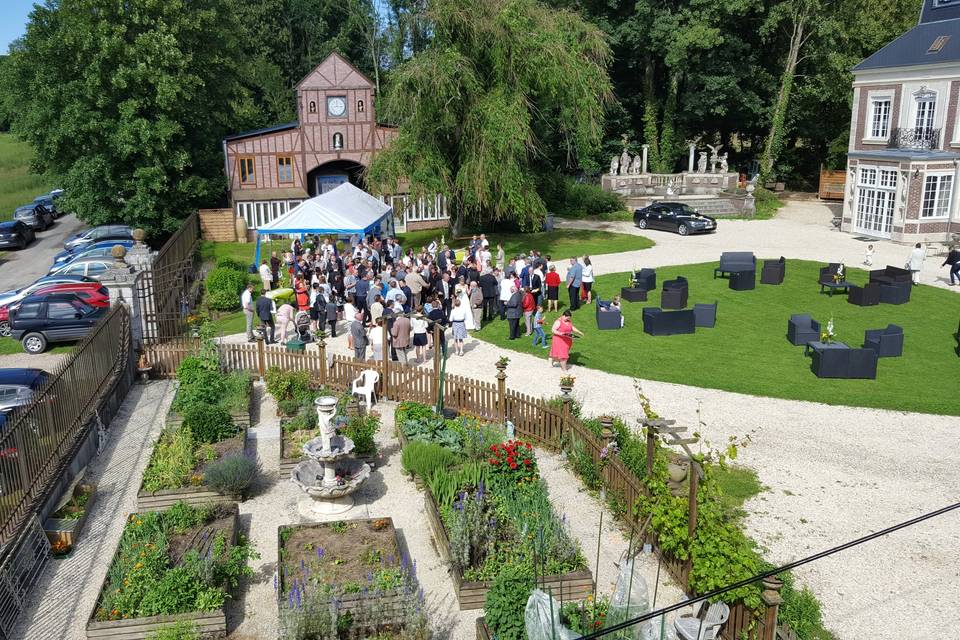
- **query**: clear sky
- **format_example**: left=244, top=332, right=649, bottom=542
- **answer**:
left=0, top=0, right=35, bottom=53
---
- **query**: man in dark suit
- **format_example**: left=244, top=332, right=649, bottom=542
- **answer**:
left=478, top=268, right=499, bottom=322
left=255, top=293, right=275, bottom=344
left=505, top=286, right=522, bottom=340
left=438, top=273, right=453, bottom=316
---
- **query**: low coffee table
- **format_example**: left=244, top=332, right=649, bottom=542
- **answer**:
left=819, top=281, right=853, bottom=296
left=804, top=340, right=849, bottom=357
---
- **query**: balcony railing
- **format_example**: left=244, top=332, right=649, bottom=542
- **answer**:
left=888, top=127, right=941, bottom=151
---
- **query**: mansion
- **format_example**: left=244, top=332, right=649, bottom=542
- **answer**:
left=842, top=0, right=960, bottom=242
left=223, top=53, right=447, bottom=233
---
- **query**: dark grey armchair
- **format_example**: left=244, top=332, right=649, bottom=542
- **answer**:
left=694, top=302, right=717, bottom=328
left=632, top=268, right=657, bottom=291
left=864, top=324, right=903, bottom=357
left=595, top=299, right=623, bottom=330
left=760, top=257, right=785, bottom=285
left=847, top=282, right=880, bottom=306
left=787, top=314, right=820, bottom=346
left=661, top=277, right=689, bottom=309
left=879, top=282, right=911, bottom=305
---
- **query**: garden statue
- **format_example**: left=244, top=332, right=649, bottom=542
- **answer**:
left=630, top=154, right=643, bottom=175
left=609, top=155, right=619, bottom=176
left=707, top=144, right=723, bottom=173
left=619, top=149, right=631, bottom=175
left=720, top=153, right=729, bottom=174
left=697, top=152, right=708, bottom=173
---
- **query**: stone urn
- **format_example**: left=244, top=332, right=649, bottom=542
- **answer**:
left=667, top=459, right=688, bottom=483
left=235, top=215, right=248, bottom=244
left=598, top=416, right=616, bottom=443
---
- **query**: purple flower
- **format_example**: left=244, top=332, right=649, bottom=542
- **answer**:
left=300, top=559, right=305, bottom=570
left=317, top=547, right=325, bottom=560
left=287, top=587, right=294, bottom=608
left=295, top=585, right=302, bottom=607
left=273, top=573, right=277, bottom=592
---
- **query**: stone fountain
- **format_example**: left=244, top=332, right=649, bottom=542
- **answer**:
left=291, top=396, right=371, bottom=516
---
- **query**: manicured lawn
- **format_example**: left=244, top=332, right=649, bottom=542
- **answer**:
left=200, top=228, right=653, bottom=270
left=0, top=336, right=72, bottom=356
left=0, top=134, right=53, bottom=221
left=474, top=260, right=960, bottom=416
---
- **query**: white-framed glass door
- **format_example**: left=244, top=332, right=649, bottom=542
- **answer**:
left=854, top=166, right=896, bottom=238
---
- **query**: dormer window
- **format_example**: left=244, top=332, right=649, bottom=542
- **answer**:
left=309, top=101, right=317, bottom=114
left=333, top=133, right=344, bottom=150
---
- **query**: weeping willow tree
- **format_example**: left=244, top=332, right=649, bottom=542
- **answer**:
left=367, top=0, right=612, bottom=236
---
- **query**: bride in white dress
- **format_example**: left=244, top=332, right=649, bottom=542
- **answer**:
left=456, top=285, right=476, bottom=331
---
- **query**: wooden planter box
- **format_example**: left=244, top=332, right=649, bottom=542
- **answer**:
left=44, top=484, right=96, bottom=555
left=277, top=518, right=412, bottom=633
left=168, top=378, right=253, bottom=430
left=137, top=424, right=248, bottom=511
left=476, top=617, right=491, bottom=640
left=423, top=489, right=594, bottom=610
left=87, top=610, right=227, bottom=639
left=86, top=504, right=238, bottom=639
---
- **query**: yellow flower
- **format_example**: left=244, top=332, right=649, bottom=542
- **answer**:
left=134, top=562, right=143, bottom=569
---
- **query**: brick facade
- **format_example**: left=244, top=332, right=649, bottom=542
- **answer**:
left=853, top=84, right=901, bottom=151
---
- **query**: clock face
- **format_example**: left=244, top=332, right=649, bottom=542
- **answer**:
left=327, top=96, right=346, bottom=117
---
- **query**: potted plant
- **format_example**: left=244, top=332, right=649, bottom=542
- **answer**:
left=495, top=356, right=510, bottom=371
left=667, top=455, right=688, bottom=483
left=559, top=375, right=575, bottom=394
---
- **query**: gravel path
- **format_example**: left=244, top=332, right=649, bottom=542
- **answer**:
left=14, top=380, right=174, bottom=640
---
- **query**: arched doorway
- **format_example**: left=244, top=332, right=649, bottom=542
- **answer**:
left=306, top=160, right=366, bottom=197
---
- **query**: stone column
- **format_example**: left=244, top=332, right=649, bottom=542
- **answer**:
left=688, top=144, right=696, bottom=173
left=641, top=144, right=649, bottom=174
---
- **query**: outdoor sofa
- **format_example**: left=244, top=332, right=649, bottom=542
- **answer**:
left=642, top=307, right=696, bottom=336
left=714, top=252, right=756, bottom=278
left=811, top=344, right=878, bottom=379
left=869, top=266, right=911, bottom=286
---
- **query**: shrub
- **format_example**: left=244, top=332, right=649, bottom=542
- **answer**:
left=175, top=355, right=220, bottom=387
left=205, top=267, right=248, bottom=311
left=183, top=404, right=235, bottom=444
left=540, top=174, right=625, bottom=218
left=204, top=455, right=260, bottom=498
left=215, top=257, right=248, bottom=272
left=401, top=441, right=456, bottom=479
left=265, top=367, right=313, bottom=404
left=342, top=414, right=379, bottom=457
left=484, top=562, right=534, bottom=640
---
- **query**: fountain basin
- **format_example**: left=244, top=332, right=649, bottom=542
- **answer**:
left=291, top=458, right=371, bottom=499
left=302, top=434, right=355, bottom=460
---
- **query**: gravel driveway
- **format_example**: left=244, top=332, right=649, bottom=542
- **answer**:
left=0, top=213, right=86, bottom=293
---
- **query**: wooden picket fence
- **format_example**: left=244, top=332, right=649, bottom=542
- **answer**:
left=143, top=326, right=787, bottom=640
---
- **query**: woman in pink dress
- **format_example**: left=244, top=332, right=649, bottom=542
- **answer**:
left=549, top=310, right=583, bottom=371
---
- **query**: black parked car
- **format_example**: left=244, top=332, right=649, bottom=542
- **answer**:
left=32, top=194, right=62, bottom=218
left=633, top=202, right=717, bottom=236
left=0, top=221, right=36, bottom=250
left=13, top=204, right=55, bottom=231
left=10, top=292, right=108, bottom=354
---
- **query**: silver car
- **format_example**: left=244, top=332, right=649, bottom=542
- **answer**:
left=0, top=368, right=48, bottom=415
left=48, top=256, right=116, bottom=280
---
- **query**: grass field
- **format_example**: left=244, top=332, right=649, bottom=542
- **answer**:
left=0, top=134, right=53, bottom=221
left=475, top=260, right=960, bottom=416
left=0, top=336, right=72, bottom=356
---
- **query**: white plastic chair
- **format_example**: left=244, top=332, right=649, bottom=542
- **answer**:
left=351, top=369, right=380, bottom=411
left=674, top=602, right=730, bottom=640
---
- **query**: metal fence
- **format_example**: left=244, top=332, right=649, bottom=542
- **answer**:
left=136, top=213, right=201, bottom=344
left=0, top=305, right=133, bottom=547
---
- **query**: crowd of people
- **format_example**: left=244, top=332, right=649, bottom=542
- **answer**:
left=239, top=231, right=592, bottom=371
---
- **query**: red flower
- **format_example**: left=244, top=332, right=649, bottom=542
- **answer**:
left=524, top=459, right=531, bottom=465
left=525, top=443, right=532, bottom=450
left=509, top=462, right=517, bottom=470
left=490, top=444, right=497, bottom=452
left=489, top=458, right=496, bottom=464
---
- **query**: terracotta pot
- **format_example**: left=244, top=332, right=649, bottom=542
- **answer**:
left=235, top=215, right=249, bottom=244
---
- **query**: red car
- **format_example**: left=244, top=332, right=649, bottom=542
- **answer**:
left=0, top=283, right=110, bottom=337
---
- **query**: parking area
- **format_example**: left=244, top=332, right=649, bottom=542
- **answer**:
left=0, top=213, right=86, bottom=292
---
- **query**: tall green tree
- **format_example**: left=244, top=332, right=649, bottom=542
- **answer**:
left=4, top=0, right=249, bottom=236
left=367, top=0, right=612, bottom=235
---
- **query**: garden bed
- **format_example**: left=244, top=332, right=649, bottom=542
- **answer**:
left=87, top=502, right=254, bottom=640
left=44, top=483, right=95, bottom=556
left=137, top=423, right=251, bottom=511
left=423, top=488, right=593, bottom=610
left=277, top=517, right=429, bottom=638
left=168, top=375, right=253, bottom=430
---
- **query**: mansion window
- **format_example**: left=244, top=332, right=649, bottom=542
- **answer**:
left=238, top=157, right=255, bottom=184
left=333, top=133, right=344, bottom=150
left=278, top=156, right=294, bottom=183
left=921, top=173, right=953, bottom=218
left=870, top=99, right=891, bottom=139
left=915, top=94, right=936, bottom=134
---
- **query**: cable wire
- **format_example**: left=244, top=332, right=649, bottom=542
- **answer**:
left=577, top=500, right=960, bottom=639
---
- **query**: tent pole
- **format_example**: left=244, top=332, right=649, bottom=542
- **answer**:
left=254, top=234, right=262, bottom=267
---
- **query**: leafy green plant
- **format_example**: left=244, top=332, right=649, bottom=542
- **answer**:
left=142, top=428, right=195, bottom=492
left=484, top=562, right=534, bottom=640
left=342, top=413, right=379, bottom=457
left=147, top=621, right=200, bottom=640
left=175, top=355, right=220, bottom=388
left=183, top=404, right=235, bottom=444
left=401, top=441, right=456, bottom=479
left=265, top=367, right=313, bottom=405
left=205, top=267, right=248, bottom=311
left=215, top=257, right=248, bottom=272
left=204, top=455, right=260, bottom=498
left=220, top=371, right=251, bottom=416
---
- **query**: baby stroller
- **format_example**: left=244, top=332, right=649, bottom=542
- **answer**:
left=294, top=311, right=313, bottom=343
